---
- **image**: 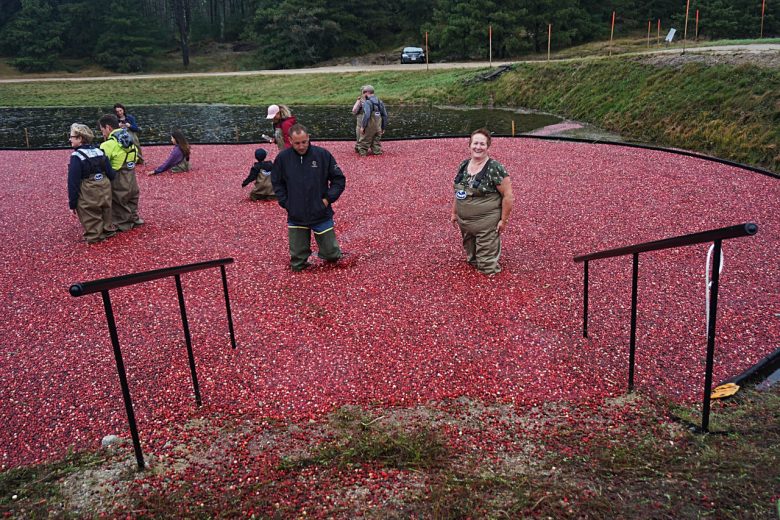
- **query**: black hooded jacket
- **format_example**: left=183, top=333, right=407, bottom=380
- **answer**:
left=271, top=144, right=346, bottom=226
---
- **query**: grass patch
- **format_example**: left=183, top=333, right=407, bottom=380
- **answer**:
left=410, top=386, right=780, bottom=518
left=279, top=405, right=448, bottom=471
left=1, top=386, right=777, bottom=516
left=0, top=449, right=106, bottom=517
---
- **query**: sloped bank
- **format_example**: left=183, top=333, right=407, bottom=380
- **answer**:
left=0, top=52, right=776, bottom=172
left=439, top=54, right=779, bottom=173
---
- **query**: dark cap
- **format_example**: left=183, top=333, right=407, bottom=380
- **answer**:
left=255, top=148, right=267, bottom=161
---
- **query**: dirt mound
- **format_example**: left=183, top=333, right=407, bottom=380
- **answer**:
left=635, top=48, right=780, bottom=68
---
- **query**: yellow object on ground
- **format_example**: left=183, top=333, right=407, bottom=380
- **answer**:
left=710, top=382, right=740, bottom=399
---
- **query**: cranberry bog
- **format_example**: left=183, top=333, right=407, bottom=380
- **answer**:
left=0, top=138, right=778, bottom=516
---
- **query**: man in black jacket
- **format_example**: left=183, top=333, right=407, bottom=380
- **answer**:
left=271, top=124, right=346, bottom=271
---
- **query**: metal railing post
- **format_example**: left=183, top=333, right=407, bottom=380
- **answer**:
left=100, top=290, right=145, bottom=470
left=174, top=274, right=202, bottom=407
left=583, top=260, right=589, bottom=338
left=573, top=224, right=757, bottom=433
left=701, top=239, right=722, bottom=432
left=221, top=265, right=237, bottom=349
left=628, top=253, right=639, bottom=392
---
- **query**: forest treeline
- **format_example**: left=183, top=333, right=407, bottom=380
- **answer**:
left=0, top=0, right=775, bottom=72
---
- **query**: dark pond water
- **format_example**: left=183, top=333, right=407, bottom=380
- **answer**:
left=0, top=105, right=562, bottom=149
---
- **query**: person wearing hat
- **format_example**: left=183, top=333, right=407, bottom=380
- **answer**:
left=241, top=148, right=276, bottom=201
left=266, top=104, right=297, bottom=150
left=356, top=85, right=388, bottom=156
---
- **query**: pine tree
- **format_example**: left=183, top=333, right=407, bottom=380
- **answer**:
left=0, top=0, right=63, bottom=71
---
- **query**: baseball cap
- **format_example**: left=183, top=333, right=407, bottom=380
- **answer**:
left=266, top=105, right=280, bottom=119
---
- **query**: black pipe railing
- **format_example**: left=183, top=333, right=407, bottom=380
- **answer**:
left=574, top=223, right=758, bottom=432
left=69, top=257, right=237, bottom=469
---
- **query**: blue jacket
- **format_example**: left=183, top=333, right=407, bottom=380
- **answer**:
left=271, top=144, right=346, bottom=226
left=120, top=114, right=140, bottom=133
left=67, top=145, right=115, bottom=209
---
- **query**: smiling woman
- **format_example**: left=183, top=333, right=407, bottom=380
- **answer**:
left=451, top=128, right=514, bottom=274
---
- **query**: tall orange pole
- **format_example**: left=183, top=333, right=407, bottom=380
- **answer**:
left=695, top=9, right=699, bottom=41
left=647, top=20, right=651, bottom=47
left=425, top=31, right=429, bottom=71
left=609, top=11, right=615, bottom=56
left=657, top=19, right=661, bottom=46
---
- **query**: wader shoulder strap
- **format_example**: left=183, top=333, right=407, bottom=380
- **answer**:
left=75, top=149, right=97, bottom=178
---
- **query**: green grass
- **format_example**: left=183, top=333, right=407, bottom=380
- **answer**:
left=279, top=405, right=448, bottom=471
left=0, top=449, right=107, bottom=518
left=414, top=387, right=780, bottom=518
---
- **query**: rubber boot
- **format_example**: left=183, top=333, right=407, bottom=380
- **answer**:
left=288, top=227, right=312, bottom=271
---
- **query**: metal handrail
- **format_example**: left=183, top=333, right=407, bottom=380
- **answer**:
left=574, top=223, right=758, bottom=262
left=573, top=223, right=758, bottom=432
left=69, top=257, right=237, bottom=469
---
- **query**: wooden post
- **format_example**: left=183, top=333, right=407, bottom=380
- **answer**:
left=683, top=0, right=690, bottom=54
left=695, top=9, right=699, bottom=41
left=609, top=11, right=615, bottom=56
left=511, top=120, right=516, bottom=136
left=761, top=0, right=766, bottom=38
left=547, top=23, right=552, bottom=60
left=235, top=126, right=239, bottom=142
left=657, top=19, right=661, bottom=46
left=647, top=20, right=651, bottom=47
left=24, top=128, right=30, bottom=148
left=425, top=31, right=429, bottom=71
left=489, top=24, right=493, bottom=66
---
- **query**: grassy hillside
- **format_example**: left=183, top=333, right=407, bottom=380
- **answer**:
left=0, top=53, right=777, bottom=171
left=457, top=58, right=779, bottom=172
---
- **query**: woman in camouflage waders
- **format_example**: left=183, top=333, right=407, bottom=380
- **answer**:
left=450, top=128, right=515, bottom=275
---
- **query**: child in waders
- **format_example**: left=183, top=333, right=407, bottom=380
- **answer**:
left=241, top=148, right=276, bottom=201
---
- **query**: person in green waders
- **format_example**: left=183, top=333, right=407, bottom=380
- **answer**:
left=271, top=124, right=346, bottom=271
left=451, top=128, right=515, bottom=275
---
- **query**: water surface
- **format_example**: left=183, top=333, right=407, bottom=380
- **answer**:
left=0, top=105, right=562, bottom=148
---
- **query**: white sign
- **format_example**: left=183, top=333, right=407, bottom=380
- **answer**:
left=665, top=28, right=676, bottom=42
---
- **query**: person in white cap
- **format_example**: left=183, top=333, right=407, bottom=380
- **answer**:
left=266, top=104, right=297, bottom=150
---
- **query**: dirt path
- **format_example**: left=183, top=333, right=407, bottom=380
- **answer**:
left=1, top=44, right=776, bottom=83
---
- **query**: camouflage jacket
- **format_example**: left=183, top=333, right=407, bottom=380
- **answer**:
left=453, top=158, right=508, bottom=197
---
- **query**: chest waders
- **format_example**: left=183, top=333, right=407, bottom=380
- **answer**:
left=356, top=100, right=383, bottom=156
left=288, top=220, right=342, bottom=271
left=455, top=183, right=503, bottom=275
left=250, top=169, right=276, bottom=200
left=109, top=148, right=140, bottom=231
left=74, top=149, right=114, bottom=243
